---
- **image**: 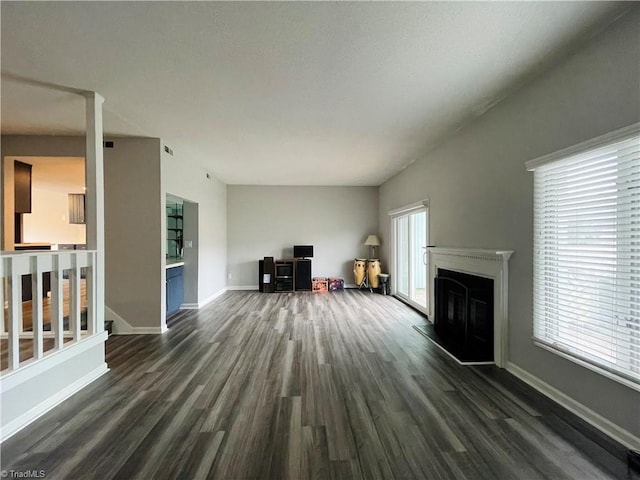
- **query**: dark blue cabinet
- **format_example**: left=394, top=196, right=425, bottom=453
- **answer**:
left=166, top=266, right=184, bottom=316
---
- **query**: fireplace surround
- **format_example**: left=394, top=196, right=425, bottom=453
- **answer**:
left=427, top=247, right=513, bottom=367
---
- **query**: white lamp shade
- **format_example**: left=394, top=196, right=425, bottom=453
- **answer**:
left=364, top=234, right=381, bottom=246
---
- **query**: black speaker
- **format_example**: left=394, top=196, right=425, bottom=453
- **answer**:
left=295, top=259, right=312, bottom=291
left=263, top=257, right=275, bottom=293
left=258, top=260, right=264, bottom=292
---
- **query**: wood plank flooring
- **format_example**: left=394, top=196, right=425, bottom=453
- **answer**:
left=0, top=291, right=629, bottom=479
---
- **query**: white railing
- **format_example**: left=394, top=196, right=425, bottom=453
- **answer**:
left=0, top=250, right=101, bottom=373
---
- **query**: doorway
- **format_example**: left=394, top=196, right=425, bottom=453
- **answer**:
left=391, top=204, right=428, bottom=314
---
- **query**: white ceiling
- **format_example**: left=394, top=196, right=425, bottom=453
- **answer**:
left=0, top=2, right=632, bottom=186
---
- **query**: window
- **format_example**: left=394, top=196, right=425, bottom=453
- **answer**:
left=526, top=124, right=639, bottom=388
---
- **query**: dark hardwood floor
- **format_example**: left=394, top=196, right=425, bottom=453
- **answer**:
left=1, top=290, right=630, bottom=479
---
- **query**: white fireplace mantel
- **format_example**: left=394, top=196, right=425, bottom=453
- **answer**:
left=427, top=247, right=514, bottom=368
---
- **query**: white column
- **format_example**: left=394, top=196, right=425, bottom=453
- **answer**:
left=85, top=92, right=105, bottom=332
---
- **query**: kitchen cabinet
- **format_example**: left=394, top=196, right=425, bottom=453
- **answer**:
left=166, top=265, right=184, bottom=316
left=14, top=160, right=32, bottom=214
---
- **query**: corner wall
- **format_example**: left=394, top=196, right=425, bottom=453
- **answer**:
left=378, top=7, right=640, bottom=440
left=104, top=138, right=164, bottom=330
left=161, top=148, right=227, bottom=305
left=227, top=185, right=378, bottom=287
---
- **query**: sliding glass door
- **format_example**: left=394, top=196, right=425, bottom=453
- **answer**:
left=392, top=206, right=428, bottom=313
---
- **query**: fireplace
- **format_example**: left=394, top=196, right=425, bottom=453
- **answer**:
left=427, top=247, right=513, bottom=367
left=434, top=269, right=494, bottom=362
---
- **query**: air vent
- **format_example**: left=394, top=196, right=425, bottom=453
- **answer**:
left=164, top=145, right=174, bottom=156
left=104, top=141, right=114, bottom=148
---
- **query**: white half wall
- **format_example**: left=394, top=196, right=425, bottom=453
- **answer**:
left=378, top=7, right=640, bottom=438
left=227, top=185, right=378, bottom=287
left=1, top=332, right=108, bottom=440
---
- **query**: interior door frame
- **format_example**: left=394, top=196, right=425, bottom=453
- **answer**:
left=389, top=200, right=429, bottom=314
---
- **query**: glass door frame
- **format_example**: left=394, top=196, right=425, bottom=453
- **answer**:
left=389, top=200, right=429, bottom=314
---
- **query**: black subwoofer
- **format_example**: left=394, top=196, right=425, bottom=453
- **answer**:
left=295, top=259, right=312, bottom=291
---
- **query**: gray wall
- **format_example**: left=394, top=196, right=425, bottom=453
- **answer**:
left=379, top=8, right=640, bottom=437
left=227, top=186, right=378, bottom=287
left=162, top=148, right=227, bottom=304
left=104, top=137, right=164, bottom=329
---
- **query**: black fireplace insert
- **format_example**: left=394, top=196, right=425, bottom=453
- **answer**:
left=434, top=268, right=494, bottom=362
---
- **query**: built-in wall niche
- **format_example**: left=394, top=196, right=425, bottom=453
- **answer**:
left=166, top=195, right=183, bottom=259
left=165, top=194, right=199, bottom=309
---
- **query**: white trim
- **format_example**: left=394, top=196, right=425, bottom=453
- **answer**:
left=105, top=306, right=168, bottom=334
left=105, top=305, right=134, bottom=334
left=428, top=247, right=513, bottom=368
left=165, top=261, right=185, bottom=269
left=506, top=362, right=640, bottom=450
left=388, top=199, right=429, bottom=217
left=428, top=247, right=513, bottom=262
left=0, top=331, right=108, bottom=392
left=525, top=122, right=640, bottom=171
left=115, top=326, right=168, bottom=335
left=198, top=287, right=229, bottom=308
left=1, top=363, right=109, bottom=442
left=180, top=303, right=199, bottom=310
left=226, top=285, right=258, bottom=291
left=2, top=332, right=86, bottom=340
left=534, top=341, right=640, bottom=393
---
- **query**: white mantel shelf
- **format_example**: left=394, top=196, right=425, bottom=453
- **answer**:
left=427, top=246, right=514, bottom=368
left=427, top=247, right=513, bottom=262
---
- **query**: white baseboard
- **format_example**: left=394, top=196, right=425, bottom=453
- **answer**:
left=506, top=362, right=640, bottom=450
left=198, top=287, right=229, bottom=308
left=114, top=326, right=167, bottom=335
left=226, top=285, right=258, bottom=291
left=180, top=303, right=199, bottom=310
left=1, top=363, right=109, bottom=442
left=129, top=326, right=168, bottom=334
left=106, top=306, right=167, bottom=335
left=105, top=305, right=134, bottom=334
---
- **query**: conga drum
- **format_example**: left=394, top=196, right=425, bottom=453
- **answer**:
left=367, top=259, right=381, bottom=288
left=353, top=259, right=367, bottom=286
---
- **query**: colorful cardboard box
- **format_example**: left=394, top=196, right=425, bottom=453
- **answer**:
left=312, top=277, right=329, bottom=293
left=329, top=277, right=344, bottom=292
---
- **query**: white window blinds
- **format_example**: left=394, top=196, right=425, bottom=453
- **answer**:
left=527, top=125, right=640, bottom=387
